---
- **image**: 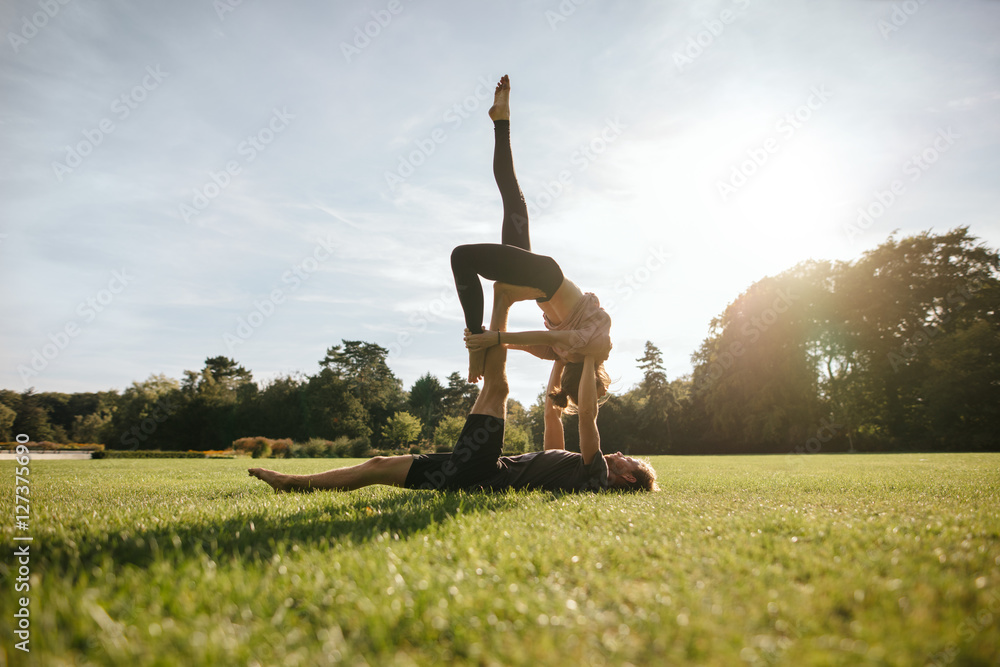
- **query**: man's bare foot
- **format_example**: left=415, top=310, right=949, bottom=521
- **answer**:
left=248, top=467, right=296, bottom=493
left=468, top=347, right=486, bottom=383
left=488, top=74, right=510, bottom=121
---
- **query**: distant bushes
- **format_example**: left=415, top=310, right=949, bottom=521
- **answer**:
left=232, top=437, right=293, bottom=458
left=231, top=435, right=372, bottom=459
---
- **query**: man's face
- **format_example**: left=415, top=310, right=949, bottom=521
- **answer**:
left=606, top=451, right=640, bottom=483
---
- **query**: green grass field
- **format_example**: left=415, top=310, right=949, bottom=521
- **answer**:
left=1, top=453, right=998, bottom=666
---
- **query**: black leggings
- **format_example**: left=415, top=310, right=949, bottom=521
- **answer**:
left=451, top=120, right=564, bottom=333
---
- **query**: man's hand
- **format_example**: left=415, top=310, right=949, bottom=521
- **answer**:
left=465, top=329, right=501, bottom=352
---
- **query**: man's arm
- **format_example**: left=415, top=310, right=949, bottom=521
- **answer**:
left=543, top=360, right=566, bottom=450
left=577, top=356, right=601, bottom=465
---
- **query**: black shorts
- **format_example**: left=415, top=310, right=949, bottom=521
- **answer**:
left=404, top=414, right=505, bottom=490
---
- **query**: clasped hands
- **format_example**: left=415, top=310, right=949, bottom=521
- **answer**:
left=464, top=328, right=502, bottom=352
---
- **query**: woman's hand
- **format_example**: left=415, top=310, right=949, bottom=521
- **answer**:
left=464, top=329, right=501, bottom=352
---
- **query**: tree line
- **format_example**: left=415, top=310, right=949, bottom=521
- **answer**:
left=3, top=228, right=997, bottom=454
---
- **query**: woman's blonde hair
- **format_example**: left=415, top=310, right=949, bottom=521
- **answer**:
left=547, top=361, right=611, bottom=414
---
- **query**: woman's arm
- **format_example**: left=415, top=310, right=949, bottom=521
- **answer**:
left=465, top=329, right=577, bottom=352
left=543, top=360, right=566, bottom=450
left=577, top=356, right=601, bottom=465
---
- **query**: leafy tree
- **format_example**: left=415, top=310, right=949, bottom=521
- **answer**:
left=441, top=371, right=479, bottom=419
left=433, top=415, right=466, bottom=452
left=72, top=411, right=113, bottom=443
left=408, top=373, right=445, bottom=438
left=921, top=320, right=1000, bottom=448
left=503, top=424, right=531, bottom=454
left=237, top=374, right=303, bottom=441
left=12, top=390, right=61, bottom=443
left=302, top=368, right=370, bottom=441
left=382, top=411, right=422, bottom=448
left=175, top=358, right=256, bottom=450
left=0, top=402, right=16, bottom=441
left=322, top=341, right=405, bottom=444
left=108, top=374, right=181, bottom=449
left=820, top=228, right=1000, bottom=446
left=637, top=341, right=667, bottom=395
left=690, top=263, right=827, bottom=449
left=203, top=356, right=253, bottom=389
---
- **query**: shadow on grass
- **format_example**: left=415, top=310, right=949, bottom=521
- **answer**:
left=41, top=490, right=539, bottom=572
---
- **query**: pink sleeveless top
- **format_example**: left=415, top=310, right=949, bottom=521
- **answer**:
left=524, top=292, right=612, bottom=363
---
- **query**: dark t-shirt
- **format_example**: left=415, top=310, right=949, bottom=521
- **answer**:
left=482, top=449, right=609, bottom=492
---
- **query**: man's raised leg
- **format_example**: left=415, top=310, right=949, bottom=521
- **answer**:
left=469, top=284, right=516, bottom=419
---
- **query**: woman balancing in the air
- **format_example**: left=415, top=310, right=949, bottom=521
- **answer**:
left=453, top=74, right=612, bottom=412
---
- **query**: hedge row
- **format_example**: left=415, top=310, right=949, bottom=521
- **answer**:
left=92, top=450, right=205, bottom=459
left=1, top=441, right=105, bottom=452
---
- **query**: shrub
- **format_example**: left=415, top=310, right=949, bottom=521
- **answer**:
left=503, top=425, right=531, bottom=454
left=233, top=437, right=266, bottom=457
left=382, top=411, right=422, bottom=448
left=285, top=437, right=369, bottom=458
left=270, top=438, right=292, bottom=458
left=349, top=436, right=370, bottom=458
left=251, top=440, right=271, bottom=459
left=434, top=415, right=466, bottom=453
left=288, top=438, right=325, bottom=458
left=232, top=437, right=288, bottom=458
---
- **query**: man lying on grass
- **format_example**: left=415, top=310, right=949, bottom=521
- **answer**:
left=249, top=283, right=657, bottom=494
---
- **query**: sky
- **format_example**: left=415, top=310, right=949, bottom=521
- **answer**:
left=1, top=0, right=999, bottom=407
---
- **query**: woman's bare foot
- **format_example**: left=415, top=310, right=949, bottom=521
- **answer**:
left=488, top=75, right=510, bottom=121
left=248, top=467, right=296, bottom=493
left=468, top=347, right=486, bottom=383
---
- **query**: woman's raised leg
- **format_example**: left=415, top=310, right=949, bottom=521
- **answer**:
left=489, top=75, right=531, bottom=250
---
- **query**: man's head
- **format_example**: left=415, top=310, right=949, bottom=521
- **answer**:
left=605, top=451, right=658, bottom=492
